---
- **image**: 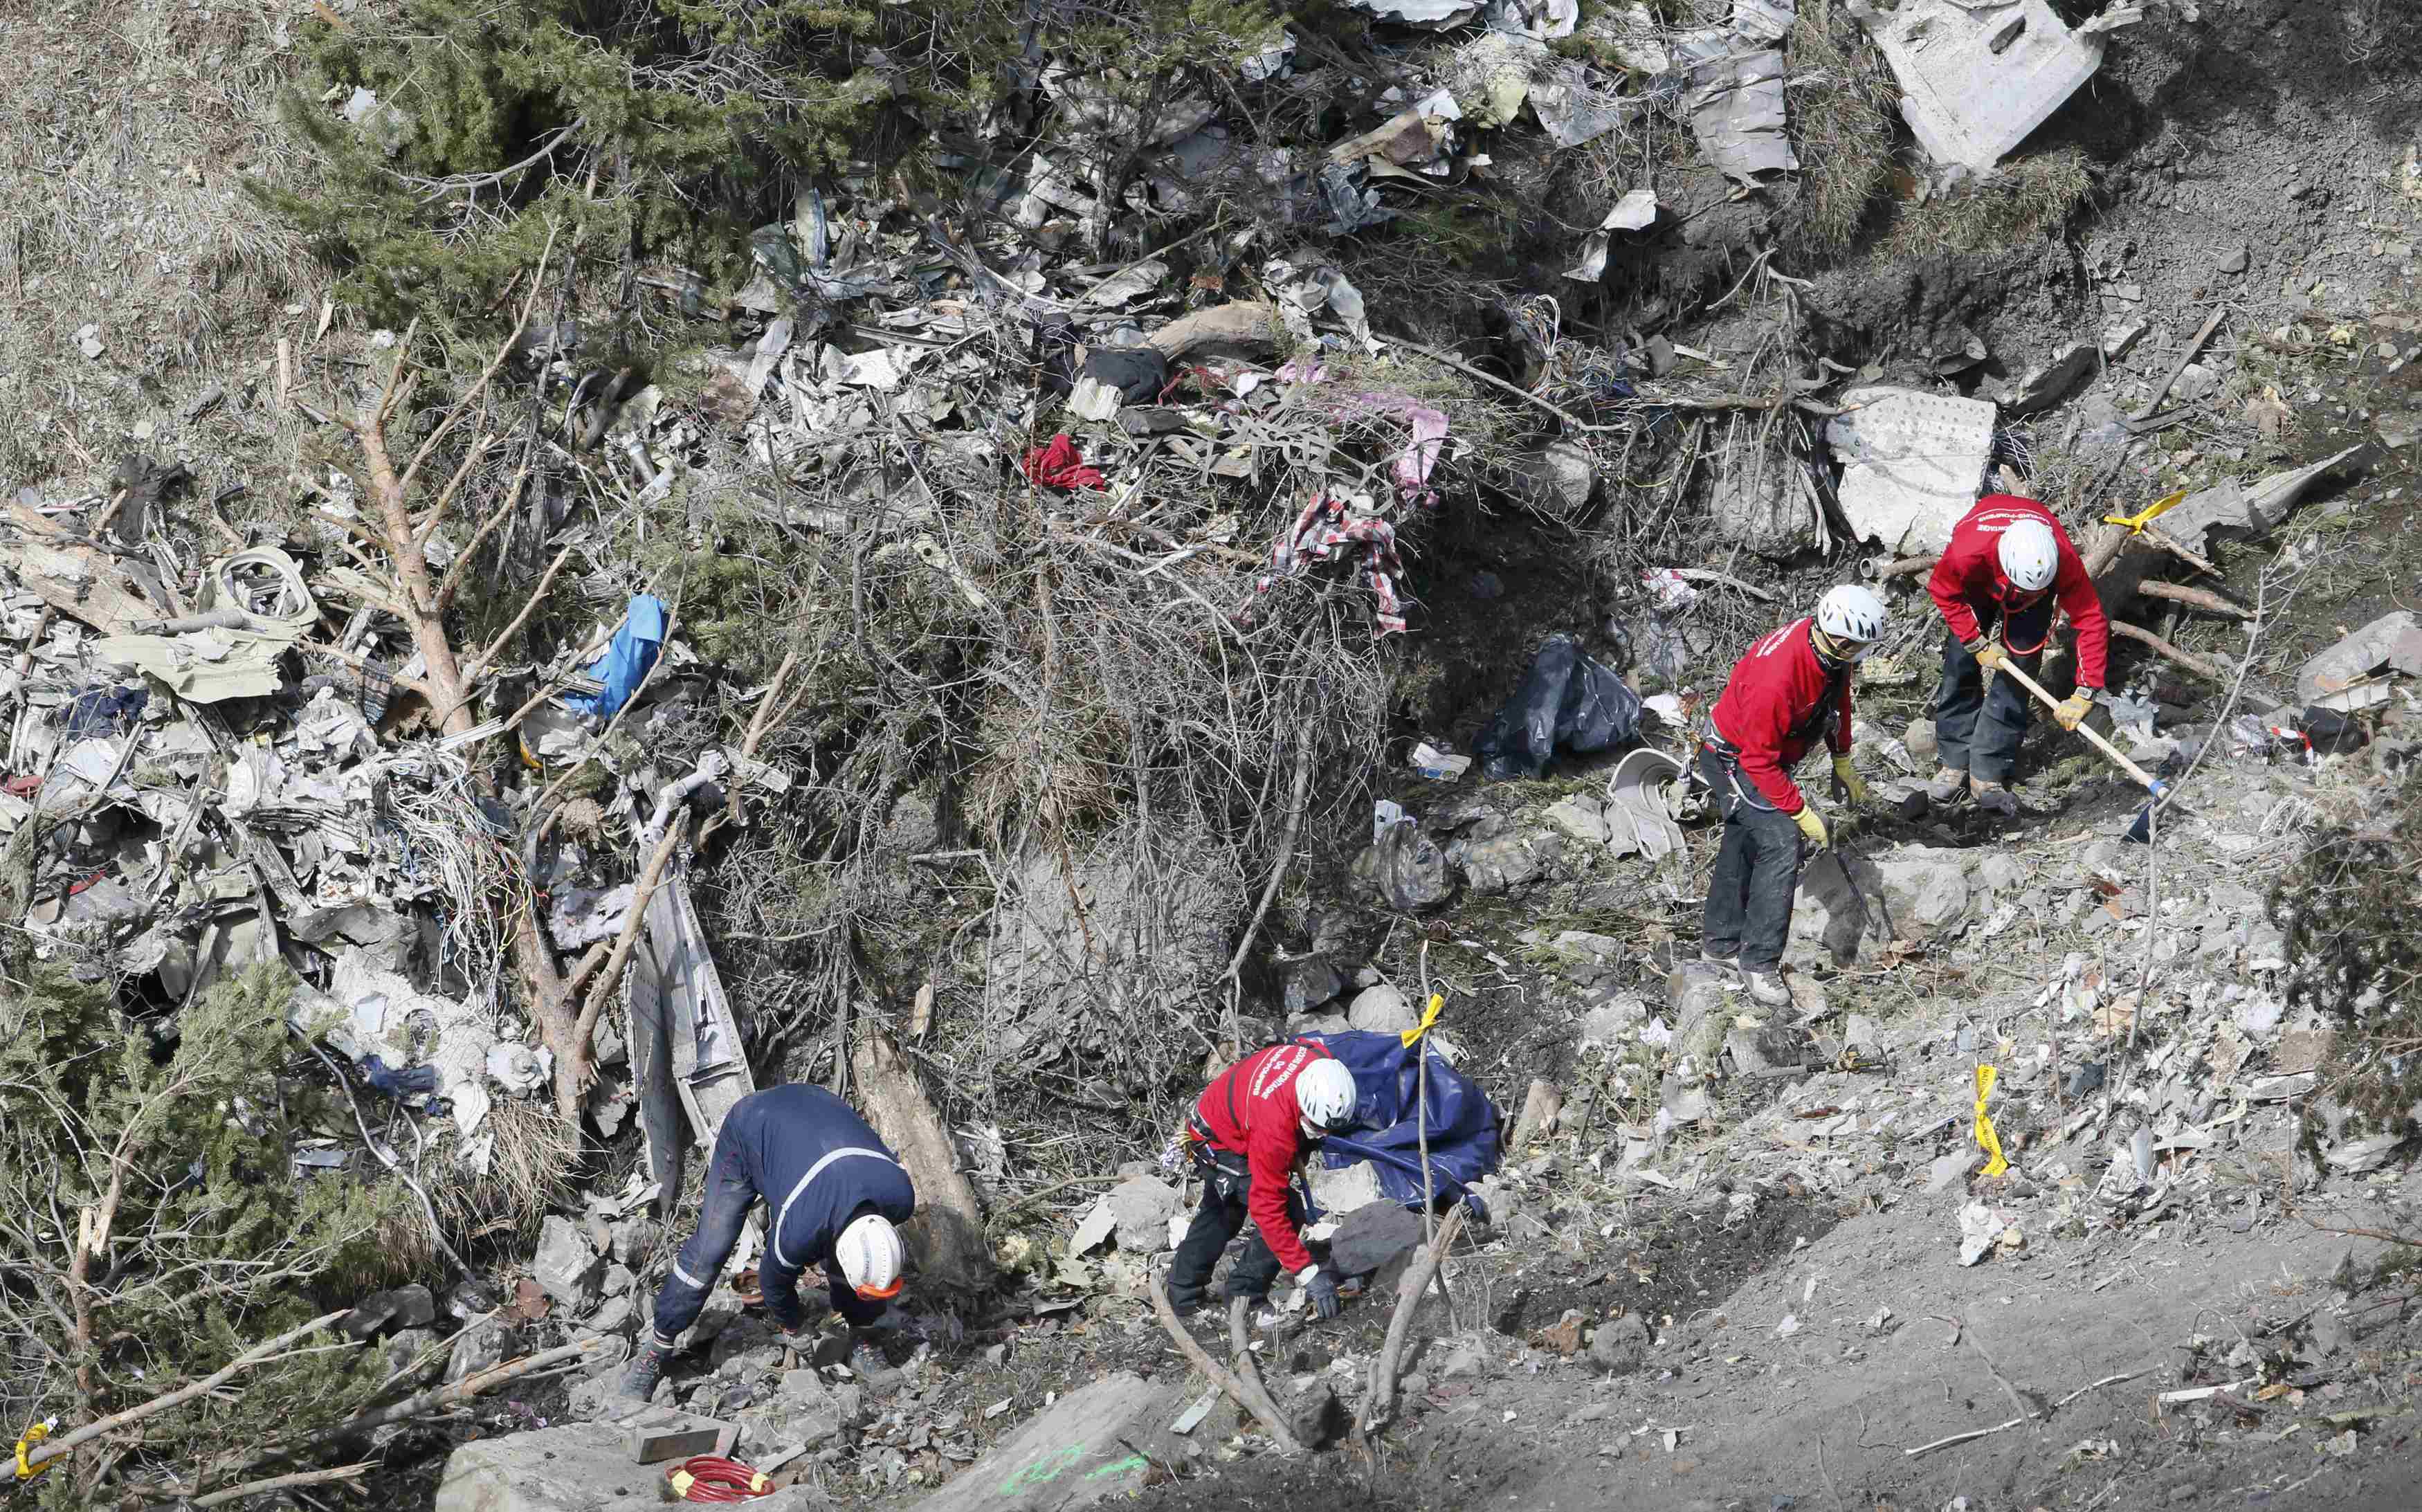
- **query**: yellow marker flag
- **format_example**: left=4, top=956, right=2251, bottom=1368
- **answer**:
left=1972, top=1064, right=2009, bottom=1177
left=1401, top=994, right=1444, bottom=1048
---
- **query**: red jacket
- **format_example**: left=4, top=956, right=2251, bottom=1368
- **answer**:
left=1194, top=1041, right=1335, bottom=1275
left=1708, top=618, right=1851, bottom=816
left=1927, top=495, right=2110, bottom=689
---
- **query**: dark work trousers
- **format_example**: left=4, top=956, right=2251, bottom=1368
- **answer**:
left=649, top=1136, right=883, bottom=1347
left=1697, top=747, right=1803, bottom=972
left=1931, top=596, right=2054, bottom=787
left=1165, top=1154, right=1303, bottom=1304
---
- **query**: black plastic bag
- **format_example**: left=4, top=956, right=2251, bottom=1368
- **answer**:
left=1474, top=634, right=1644, bottom=779
left=1352, top=819, right=1454, bottom=913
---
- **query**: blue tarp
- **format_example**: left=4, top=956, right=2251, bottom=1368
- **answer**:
left=563, top=594, right=668, bottom=720
left=1293, top=1030, right=1502, bottom=1220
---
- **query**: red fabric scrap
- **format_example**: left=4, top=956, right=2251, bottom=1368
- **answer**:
left=1020, top=433, right=1107, bottom=491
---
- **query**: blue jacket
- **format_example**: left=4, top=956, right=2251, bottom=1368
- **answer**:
left=651, top=1083, right=917, bottom=1339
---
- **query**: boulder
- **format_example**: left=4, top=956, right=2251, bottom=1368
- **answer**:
left=1347, top=983, right=1417, bottom=1035
left=1282, top=954, right=1351, bottom=1017
left=735, top=1372, right=850, bottom=1455
left=1590, top=1312, right=1650, bottom=1374
left=435, top=1421, right=827, bottom=1512
left=1329, top=1201, right=1423, bottom=1279
left=534, top=1216, right=603, bottom=1311
left=1104, top=1176, right=1181, bottom=1254
left=1792, top=845, right=1971, bottom=964
left=908, top=1372, right=1187, bottom=1512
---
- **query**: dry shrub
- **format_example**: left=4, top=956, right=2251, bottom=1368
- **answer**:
left=1882, top=147, right=2093, bottom=257
left=425, top=1097, right=577, bottom=1253
left=1783, top=0, right=1901, bottom=263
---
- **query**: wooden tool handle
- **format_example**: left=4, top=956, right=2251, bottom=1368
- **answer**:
left=1993, top=657, right=2165, bottom=792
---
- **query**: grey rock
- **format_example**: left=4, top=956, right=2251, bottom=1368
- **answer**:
left=1927, top=1150, right=1981, bottom=1193
left=389, top=1284, right=437, bottom=1329
left=2217, top=244, right=2250, bottom=275
left=1347, top=983, right=1417, bottom=1035
left=1282, top=954, right=1350, bottom=1017
left=447, top=1315, right=509, bottom=1384
left=1976, top=853, right=2028, bottom=893
left=583, top=1212, right=614, bottom=1256
left=1590, top=1313, right=1650, bottom=1374
left=1579, top=996, right=1648, bottom=1048
left=432, top=1421, right=828, bottom=1512
left=1904, top=718, right=1938, bottom=765
left=1793, top=846, right=1969, bottom=965
left=1506, top=441, right=1598, bottom=521
left=610, top=1219, right=653, bottom=1268
left=1105, top=1175, right=1181, bottom=1253
left=1437, top=1339, right=1491, bottom=1379
left=588, top=1295, right=635, bottom=1335
left=1545, top=794, right=1610, bottom=845
left=1287, top=1381, right=1345, bottom=1449
left=384, top=1327, right=444, bottom=1390
left=2380, top=411, right=2421, bottom=450
left=535, top=1215, right=603, bottom=1310
left=1329, top=1201, right=1423, bottom=1278
left=1550, top=930, right=1625, bottom=965
left=603, top=1264, right=635, bottom=1299
left=1665, top=959, right=1729, bottom=1023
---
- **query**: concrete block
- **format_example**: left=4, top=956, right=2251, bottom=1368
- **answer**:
left=623, top=1412, right=738, bottom=1465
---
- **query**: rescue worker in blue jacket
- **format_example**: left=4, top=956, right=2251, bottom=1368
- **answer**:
left=620, top=1083, right=916, bottom=1400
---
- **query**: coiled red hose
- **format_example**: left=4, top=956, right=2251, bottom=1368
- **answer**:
left=664, top=1455, right=777, bottom=1502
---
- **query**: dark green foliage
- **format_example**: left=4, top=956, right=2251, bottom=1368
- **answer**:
left=2267, top=762, right=2422, bottom=1140
left=0, top=965, right=411, bottom=1504
left=257, top=0, right=1294, bottom=330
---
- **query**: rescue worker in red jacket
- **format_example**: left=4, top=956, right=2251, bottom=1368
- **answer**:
left=1699, top=586, right=1890, bottom=1006
left=1922, top=496, right=2109, bottom=817
left=1165, top=1040, right=1359, bottom=1320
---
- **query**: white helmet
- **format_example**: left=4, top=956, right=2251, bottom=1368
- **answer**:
left=1294, top=1057, right=1356, bottom=1132
left=835, top=1212, right=905, bottom=1301
left=1998, top=517, right=2059, bottom=592
left=1815, top=584, right=1888, bottom=644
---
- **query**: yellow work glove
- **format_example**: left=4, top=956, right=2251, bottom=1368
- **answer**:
left=1793, top=806, right=1828, bottom=846
left=1965, top=637, right=2010, bottom=673
left=1830, top=754, right=1868, bottom=806
left=2054, top=690, right=2095, bottom=731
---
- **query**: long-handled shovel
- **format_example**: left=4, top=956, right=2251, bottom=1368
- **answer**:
left=1993, top=658, right=2174, bottom=833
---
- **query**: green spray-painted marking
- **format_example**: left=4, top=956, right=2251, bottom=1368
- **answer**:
left=999, top=1442, right=1086, bottom=1494
left=1084, top=1455, right=1149, bottom=1481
